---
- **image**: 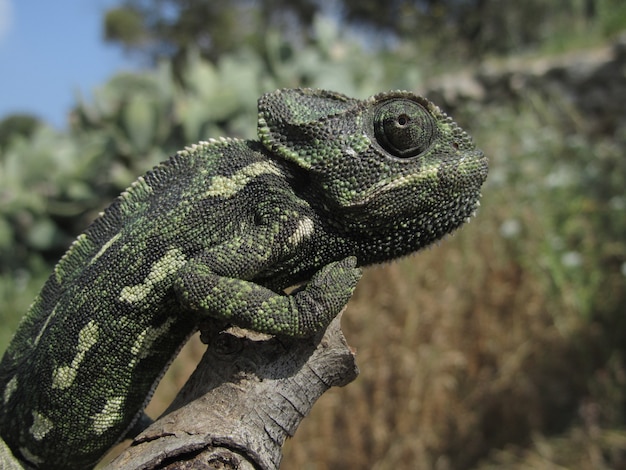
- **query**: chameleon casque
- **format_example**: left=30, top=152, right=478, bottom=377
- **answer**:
left=0, top=88, right=487, bottom=469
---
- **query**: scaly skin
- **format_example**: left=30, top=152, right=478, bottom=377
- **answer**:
left=0, top=88, right=487, bottom=469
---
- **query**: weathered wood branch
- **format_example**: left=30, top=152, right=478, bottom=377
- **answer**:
left=105, top=312, right=358, bottom=470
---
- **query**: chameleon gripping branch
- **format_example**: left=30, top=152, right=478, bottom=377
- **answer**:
left=106, top=313, right=358, bottom=470
left=0, top=88, right=487, bottom=469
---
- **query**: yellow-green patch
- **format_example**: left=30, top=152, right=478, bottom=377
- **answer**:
left=52, top=321, right=100, bottom=390
left=3, top=376, right=17, bottom=405
left=129, top=317, right=177, bottom=364
left=29, top=411, right=53, bottom=441
left=119, top=176, right=154, bottom=216
left=288, top=217, right=315, bottom=247
left=90, top=233, right=122, bottom=265
left=355, top=162, right=440, bottom=206
left=91, top=396, right=125, bottom=435
left=119, top=248, right=187, bottom=304
left=205, top=161, right=283, bottom=198
left=54, top=234, right=94, bottom=284
left=32, top=305, right=58, bottom=347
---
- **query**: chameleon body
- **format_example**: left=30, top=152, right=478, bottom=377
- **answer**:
left=0, top=88, right=487, bottom=469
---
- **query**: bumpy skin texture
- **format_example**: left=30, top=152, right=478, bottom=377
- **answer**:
left=0, top=89, right=487, bottom=469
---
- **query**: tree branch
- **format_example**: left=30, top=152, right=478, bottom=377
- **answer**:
left=105, top=311, right=358, bottom=470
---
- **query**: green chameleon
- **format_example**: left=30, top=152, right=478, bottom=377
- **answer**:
left=0, top=88, right=487, bottom=469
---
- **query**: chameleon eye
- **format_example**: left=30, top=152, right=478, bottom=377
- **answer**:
left=374, top=99, right=437, bottom=158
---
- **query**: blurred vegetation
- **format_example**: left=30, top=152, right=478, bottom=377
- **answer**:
left=104, top=0, right=624, bottom=69
left=0, top=114, right=43, bottom=152
left=3, top=1, right=626, bottom=468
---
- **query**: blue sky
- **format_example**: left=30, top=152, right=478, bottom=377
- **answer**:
left=0, top=0, right=137, bottom=129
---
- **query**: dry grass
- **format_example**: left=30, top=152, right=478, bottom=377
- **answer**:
left=279, top=208, right=591, bottom=469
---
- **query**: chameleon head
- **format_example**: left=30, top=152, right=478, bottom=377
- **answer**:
left=258, top=88, right=488, bottom=245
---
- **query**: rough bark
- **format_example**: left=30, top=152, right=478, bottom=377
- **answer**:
left=105, top=312, right=358, bottom=470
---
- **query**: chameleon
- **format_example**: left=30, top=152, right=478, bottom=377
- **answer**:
left=0, top=88, right=487, bottom=469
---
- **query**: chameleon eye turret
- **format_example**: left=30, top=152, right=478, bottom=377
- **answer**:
left=373, top=98, right=437, bottom=158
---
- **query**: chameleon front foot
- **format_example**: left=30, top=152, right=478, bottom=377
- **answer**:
left=175, top=257, right=362, bottom=337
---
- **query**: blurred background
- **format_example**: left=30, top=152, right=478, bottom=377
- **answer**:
left=1, top=1, right=626, bottom=468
